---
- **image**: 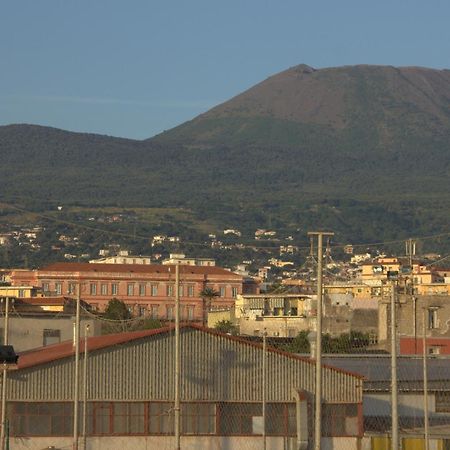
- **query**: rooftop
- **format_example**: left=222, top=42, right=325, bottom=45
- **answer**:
left=28, top=262, right=241, bottom=277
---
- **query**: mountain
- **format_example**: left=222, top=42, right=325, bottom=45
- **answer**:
left=153, top=64, right=450, bottom=147
left=1, top=64, right=450, bottom=247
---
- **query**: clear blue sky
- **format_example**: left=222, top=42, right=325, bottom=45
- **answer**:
left=1, top=0, right=449, bottom=139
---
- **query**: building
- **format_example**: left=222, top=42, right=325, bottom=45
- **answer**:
left=10, top=262, right=244, bottom=322
left=235, top=294, right=315, bottom=337
left=0, top=296, right=99, bottom=351
left=0, top=233, right=11, bottom=246
left=323, top=355, right=450, bottom=449
left=5, top=325, right=363, bottom=449
left=161, top=253, right=216, bottom=267
left=378, top=295, right=450, bottom=355
left=0, top=285, right=43, bottom=299
left=90, top=255, right=152, bottom=265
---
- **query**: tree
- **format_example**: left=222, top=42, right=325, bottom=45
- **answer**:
left=284, top=330, right=310, bottom=353
left=199, top=287, right=220, bottom=327
left=104, top=298, right=131, bottom=321
left=133, top=318, right=163, bottom=331
left=103, top=298, right=132, bottom=333
left=214, top=320, right=238, bottom=335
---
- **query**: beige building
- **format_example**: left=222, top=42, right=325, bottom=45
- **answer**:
left=0, top=296, right=100, bottom=351
left=235, top=294, right=315, bottom=337
left=90, top=255, right=152, bottom=264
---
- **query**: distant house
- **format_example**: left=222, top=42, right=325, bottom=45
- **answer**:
left=255, top=229, right=277, bottom=239
left=89, top=255, right=152, bottom=265
left=235, top=293, right=315, bottom=337
left=162, top=253, right=216, bottom=267
left=0, top=233, right=11, bottom=246
left=223, top=228, right=242, bottom=237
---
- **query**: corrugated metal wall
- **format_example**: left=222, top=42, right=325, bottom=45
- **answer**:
left=8, top=328, right=362, bottom=403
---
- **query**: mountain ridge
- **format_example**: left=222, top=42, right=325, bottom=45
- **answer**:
left=1, top=63, right=450, bottom=246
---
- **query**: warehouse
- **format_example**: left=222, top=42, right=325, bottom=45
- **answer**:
left=5, top=325, right=363, bottom=449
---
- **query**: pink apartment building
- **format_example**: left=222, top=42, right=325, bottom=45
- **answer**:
left=11, top=262, right=248, bottom=322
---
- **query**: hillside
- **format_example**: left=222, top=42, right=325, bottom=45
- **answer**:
left=1, top=64, right=450, bottom=247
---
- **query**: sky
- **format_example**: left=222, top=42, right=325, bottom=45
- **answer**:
left=1, top=0, right=449, bottom=140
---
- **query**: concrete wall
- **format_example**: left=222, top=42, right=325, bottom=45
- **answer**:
left=378, top=294, right=450, bottom=350
left=9, top=436, right=361, bottom=450
left=5, top=316, right=99, bottom=352
left=238, top=316, right=311, bottom=337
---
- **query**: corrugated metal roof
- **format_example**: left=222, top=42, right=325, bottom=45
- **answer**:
left=16, top=325, right=364, bottom=380
left=9, top=326, right=362, bottom=403
left=322, top=355, right=450, bottom=382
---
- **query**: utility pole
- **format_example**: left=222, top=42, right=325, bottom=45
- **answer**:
left=406, top=239, right=417, bottom=352
left=390, top=279, right=399, bottom=450
left=262, top=328, right=267, bottom=450
left=73, top=284, right=81, bottom=450
left=0, top=297, right=11, bottom=450
left=82, top=324, right=90, bottom=450
left=422, top=309, right=429, bottom=450
left=174, top=264, right=181, bottom=450
left=308, top=231, right=334, bottom=450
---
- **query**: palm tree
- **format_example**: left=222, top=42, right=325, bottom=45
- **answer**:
left=199, top=287, right=220, bottom=327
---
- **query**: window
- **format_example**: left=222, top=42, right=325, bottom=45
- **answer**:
left=178, top=285, right=183, bottom=297
left=322, top=404, right=359, bottom=437
left=127, top=283, right=134, bottom=296
left=87, top=402, right=146, bottom=435
left=274, top=307, right=283, bottom=316
left=148, top=402, right=173, bottom=434
left=101, top=284, right=108, bottom=296
left=90, top=283, right=97, bottom=296
left=113, top=403, right=145, bottom=434
left=166, top=306, right=174, bottom=320
left=436, top=392, right=450, bottom=413
left=88, top=403, right=112, bottom=435
left=428, top=308, right=438, bottom=329
left=219, top=286, right=226, bottom=297
left=265, top=403, right=296, bottom=436
left=68, top=283, right=77, bottom=295
left=166, top=285, right=174, bottom=297
left=231, top=287, right=238, bottom=298
left=139, top=284, right=146, bottom=296
left=43, top=329, right=61, bottom=346
left=151, top=285, right=158, bottom=296
left=181, top=403, right=215, bottom=434
left=187, top=285, right=194, bottom=297
left=151, top=305, right=159, bottom=319
left=8, top=402, right=73, bottom=436
left=138, top=305, right=146, bottom=316
left=55, top=282, right=62, bottom=295
left=111, top=283, right=118, bottom=296
left=218, top=403, right=262, bottom=435
left=42, top=282, right=49, bottom=293
left=187, top=306, right=194, bottom=321
left=18, top=289, right=25, bottom=298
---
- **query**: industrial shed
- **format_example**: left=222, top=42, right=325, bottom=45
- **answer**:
left=5, top=325, right=364, bottom=449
